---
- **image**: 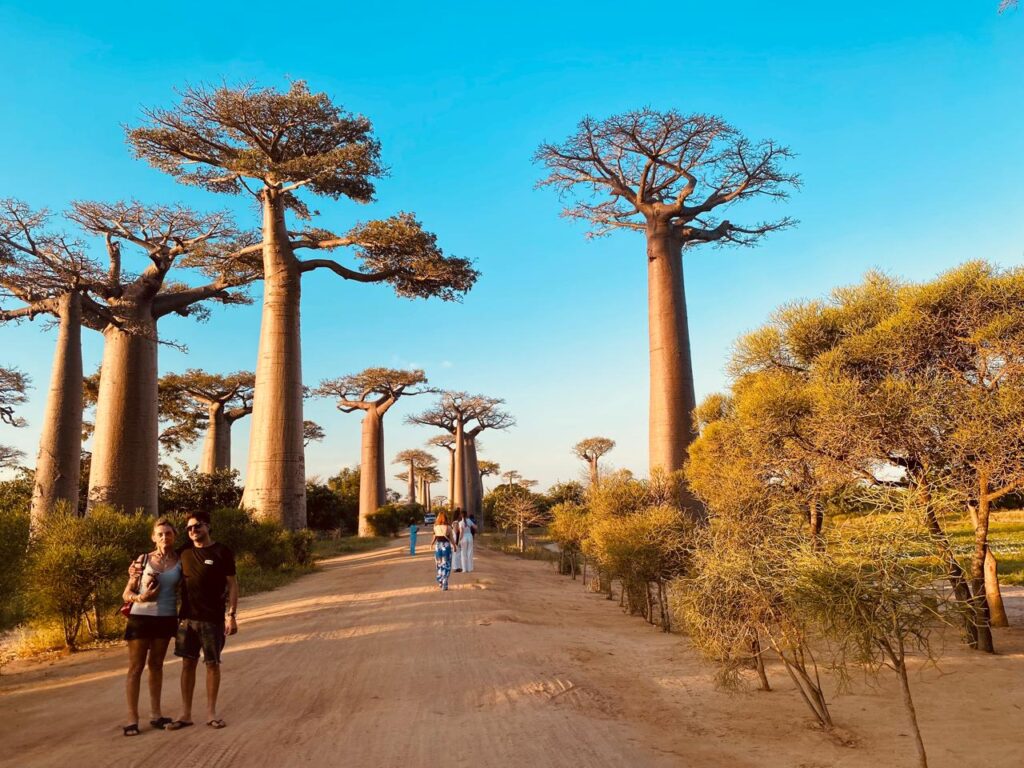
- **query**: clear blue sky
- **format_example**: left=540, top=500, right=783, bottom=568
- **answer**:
left=1, top=1, right=1022, bottom=492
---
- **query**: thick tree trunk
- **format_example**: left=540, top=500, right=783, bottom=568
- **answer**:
left=646, top=229, right=696, bottom=475
left=969, top=485, right=995, bottom=653
left=446, top=448, right=455, bottom=510
left=358, top=408, right=383, bottom=536
left=88, top=310, right=159, bottom=516
left=589, top=457, right=599, bottom=487
left=985, top=550, right=1009, bottom=628
left=377, top=420, right=387, bottom=503
left=453, top=419, right=467, bottom=512
left=407, top=460, right=416, bottom=504
left=31, top=293, right=84, bottom=526
left=465, top=438, right=482, bottom=518
left=200, top=402, right=232, bottom=474
left=241, top=194, right=306, bottom=529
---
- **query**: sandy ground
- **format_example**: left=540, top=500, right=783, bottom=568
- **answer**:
left=1, top=537, right=1022, bottom=768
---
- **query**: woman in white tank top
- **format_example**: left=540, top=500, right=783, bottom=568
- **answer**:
left=121, top=518, right=181, bottom=736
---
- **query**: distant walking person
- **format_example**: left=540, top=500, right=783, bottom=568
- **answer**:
left=167, top=512, right=238, bottom=731
left=121, top=518, right=181, bottom=736
left=452, top=510, right=465, bottom=573
left=409, top=521, right=418, bottom=556
left=431, top=511, right=456, bottom=591
left=462, top=513, right=477, bottom=573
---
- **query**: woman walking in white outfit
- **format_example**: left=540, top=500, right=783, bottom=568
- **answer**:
left=461, top=513, right=476, bottom=573
left=451, top=510, right=464, bottom=572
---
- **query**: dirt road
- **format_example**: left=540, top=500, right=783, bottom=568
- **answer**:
left=2, top=538, right=1022, bottom=768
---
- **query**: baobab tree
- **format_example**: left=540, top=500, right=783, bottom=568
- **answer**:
left=536, top=110, right=798, bottom=473
left=315, top=368, right=433, bottom=535
left=464, top=403, right=515, bottom=522
left=69, top=201, right=254, bottom=516
left=573, top=436, right=616, bottom=486
left=418, top=465, right=441, bottom=511
left=478, top=459, right=500, bottom=495
left=0, top=366, right=29, bottom=468
left=428, top=434, right=457, bottom=509
left=129, top=82, right=478, bottom=529
left=303, top=421, right=325, bottom=447
left=158, top=370, right=255, bottom=473
left=0, top=200, right=112, bottom=520
left=393, top=449, right=437, bottom=504
left=409, top=392, right=513, bottom=518
left=502, top=469, right=522, bottom=488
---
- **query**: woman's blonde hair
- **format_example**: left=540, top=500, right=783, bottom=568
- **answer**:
left=152, top=517, right=176, bottom=534
left=435, top=511, right=448, bottom=526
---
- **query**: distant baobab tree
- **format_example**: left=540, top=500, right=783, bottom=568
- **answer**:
left=573, top=436, right=616, bottom=486
left=999, top=1, right=1016, bottom=12
left=0, top=200, right=111, bottom=521
left=478, top=459, right=500, bottom=496
left=409, top=392, right=513, bottom=521
left=129, top=82, right=479, bottom=529
left=315, top=368, right=433, bottom=535
left=393, top=449, right=437, bottom=504
left=159, top=370, right=255, bottom=474
left=69, top=202, right=253, bottom=516
left=536, top=110, right=798, bottom=473
left=303, top=421, right=325, bottom=447
left=0, top=366, right=29, bottom=468
left=428, top=434, right=457, bottom=509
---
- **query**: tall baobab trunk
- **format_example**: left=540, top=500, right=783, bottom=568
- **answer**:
left=31, top=292, right=83, bottom=525
left=646, top=227, right=696, bottom=474
left=377, top=420, right=386, bottom=504
left=446, top=447, right=455, bottom=510
left=357, top=409, right=383, bottom=536
left=200, top=402, right=232, bottom=474
left=588, top=457, right=599, bottom=486
left=453, top=419, right=467, bottom=511
left=464, top=437, right=482, bottom=518
left=88, top=310, right=159, bottom=515
left=406, top=460, right=417, bottom=504
left=242, top=194, right=306, bottom=529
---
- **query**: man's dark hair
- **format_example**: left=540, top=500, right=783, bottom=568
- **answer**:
left=188, top=511, right=212, bottom=525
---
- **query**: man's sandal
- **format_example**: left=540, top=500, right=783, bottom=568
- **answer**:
left=123, top=724, right=140, bottom=737
left=165, top=720, right=194, bottom=731
left=207, top=719, right=227, bottom=729
left=150, top=717, right=173, bottom=729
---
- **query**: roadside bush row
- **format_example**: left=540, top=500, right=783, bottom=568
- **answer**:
left=0, top=503, right=314, bottom=651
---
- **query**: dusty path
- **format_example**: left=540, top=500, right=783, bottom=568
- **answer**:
left=1, top=538, right=1022, bottom=768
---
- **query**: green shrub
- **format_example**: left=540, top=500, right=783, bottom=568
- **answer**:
left=366, top=503, right=422, bottom=537
left=159, top=468, right=242, bottom=519
left=306, top=481, right=355, bottom=533
left=0, top=501, right=30, bottom=627
left=26, top=506, right=151, bottom=650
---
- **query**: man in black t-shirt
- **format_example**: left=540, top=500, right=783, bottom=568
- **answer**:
left=166, top=511, right=238, bottom=730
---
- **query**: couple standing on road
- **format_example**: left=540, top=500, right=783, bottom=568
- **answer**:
left=431, top=509, right=476, bottom=590
left=121, top=512, right=238, bottom=736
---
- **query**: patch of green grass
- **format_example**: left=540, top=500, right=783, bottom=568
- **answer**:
left=478, top=532, right=559, bottom=563
left=943, top=515, right=1024, bottom=585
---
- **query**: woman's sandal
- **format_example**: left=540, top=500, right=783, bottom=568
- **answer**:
left=150, top=717, right=173, bottom=730
left=165, top=720, right=194, bottom=731
left=123, top=724, right=140, bottom=737
left=207, top=719, right=227, bottom=729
